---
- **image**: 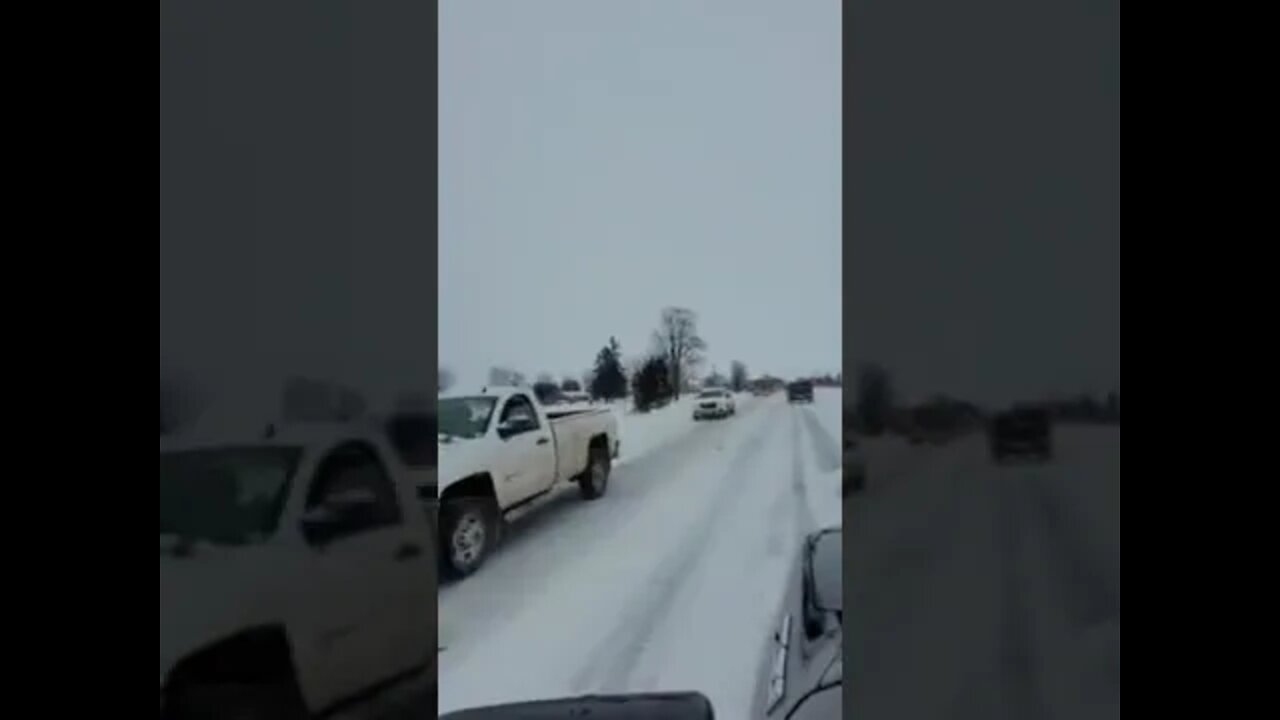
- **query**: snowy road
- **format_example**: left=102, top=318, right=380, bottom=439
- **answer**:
left=358, top=399, right=1120, bottom=720
left=435, top=389, right=846, bottom=717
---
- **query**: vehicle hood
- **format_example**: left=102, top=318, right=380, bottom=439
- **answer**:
left=159, top=542, right=297, bottom=677
left=438, top=437, right=492, bottom=486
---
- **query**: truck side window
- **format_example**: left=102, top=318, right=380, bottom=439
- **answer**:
left=499, top=394, right=540, bottom=433
left=305, top=442, right=403, bottom=541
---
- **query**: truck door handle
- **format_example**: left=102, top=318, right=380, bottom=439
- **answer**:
left=536, top=436, right=550, bottom=445
left=394, top=543, right=422, bottom=561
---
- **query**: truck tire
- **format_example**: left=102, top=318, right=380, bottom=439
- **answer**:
left=440, top=498, right=497, bottom=578
left=579, top=445, right=610, bottom=500
left=165, top=679, right=306, bottom=720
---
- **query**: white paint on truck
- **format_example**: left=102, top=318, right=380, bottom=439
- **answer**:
left=435, top=386, right=620, bottom=577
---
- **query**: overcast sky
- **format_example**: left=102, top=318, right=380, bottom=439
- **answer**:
left=439, top=0, right=842, bottom=388
left=161, top=0, right=1118, bottom=419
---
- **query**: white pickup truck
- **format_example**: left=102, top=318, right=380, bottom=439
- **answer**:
left=159, top=422, right=436, bottom=720
left=435, top=386, right=620, bottom=577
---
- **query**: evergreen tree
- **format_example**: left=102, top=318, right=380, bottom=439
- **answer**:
left=632, top=355, right=673, bottom=411
left=590, top=336, right=628, bottom=400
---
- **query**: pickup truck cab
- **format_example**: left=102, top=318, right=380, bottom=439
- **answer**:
left=435, top=386, right=620, bottom=578
left=159, top=422, right=436, bottom=720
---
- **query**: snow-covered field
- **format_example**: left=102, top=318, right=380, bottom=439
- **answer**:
left=435, top=388, right=845, bottom=717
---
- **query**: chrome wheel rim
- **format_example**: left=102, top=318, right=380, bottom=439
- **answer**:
left=451, top=513, right=485, bottom=568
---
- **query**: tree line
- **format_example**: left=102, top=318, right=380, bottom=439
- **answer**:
left=167, top=305, right=750, bottom=435
left=442, top=306, right=760, bottom=413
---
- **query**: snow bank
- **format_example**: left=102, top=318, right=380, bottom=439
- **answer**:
left=612, top=395, right=703, bottom=467
left=806, top=467, right=844, bottom=530
left=812, top=387, right=844, bottom=440
left=802, top=388, right=844, bottom=529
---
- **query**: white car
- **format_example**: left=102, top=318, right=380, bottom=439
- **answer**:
left=436, top=386, right=620, bottom=578
left=160, top=422, right=436, bottom=720
left=692, top=389, right=736, bottom=420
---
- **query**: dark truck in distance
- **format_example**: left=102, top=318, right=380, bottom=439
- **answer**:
left=989, top=406, right=1052, bottom=462
left=787, top=380, right=815, bottom=404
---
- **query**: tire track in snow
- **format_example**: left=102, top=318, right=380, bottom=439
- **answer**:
left=790, top=409, right=817, bottom=535
left=799, top=405, right=842, bottom=473
left=437, top=398, right=773, bottom=667
left=570, top=402, right=785, bottom=694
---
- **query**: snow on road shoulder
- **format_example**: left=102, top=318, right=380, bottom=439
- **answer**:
left=812, top=387, right=844, bottom=442
left=628, top=402, right=801, bottom=719
left=796, top=426, right=843, bottom=530
left=806, top=466, right=844, bottom=530
left=799, top=388, right=843, bottom=529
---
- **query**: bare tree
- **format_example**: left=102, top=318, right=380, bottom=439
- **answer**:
left=652, top=306, right=706, bottom=400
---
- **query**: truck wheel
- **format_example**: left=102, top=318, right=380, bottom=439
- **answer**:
left=441, top=498, right=496, bottom=578
left=579, top=446, right=610, bottom=500
left=166, top=680, right=306, bottom=720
